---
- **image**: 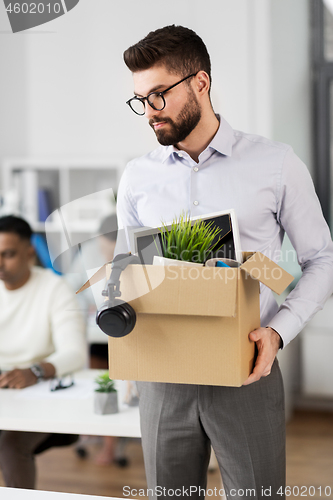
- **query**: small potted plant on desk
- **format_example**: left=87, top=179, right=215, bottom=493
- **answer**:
left=94, top=372, right=119, bottom=415
left=153, top=213, right=224, bottom=266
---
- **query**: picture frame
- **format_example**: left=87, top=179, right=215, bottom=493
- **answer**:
left=128, top=209, right=243, bottom=265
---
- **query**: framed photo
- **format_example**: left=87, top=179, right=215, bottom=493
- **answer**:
left=128, top=209, right=243, bottom=265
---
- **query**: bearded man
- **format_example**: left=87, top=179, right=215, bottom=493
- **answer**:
left=116, top=25, right=333, bottom=500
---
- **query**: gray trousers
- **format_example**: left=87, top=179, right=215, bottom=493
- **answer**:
left=0, top=431, right=51, bottom=489
left=137, top=359, right=285, bottom=500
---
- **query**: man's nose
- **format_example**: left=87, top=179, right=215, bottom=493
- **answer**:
left=144, top=103, right=160, bottom=120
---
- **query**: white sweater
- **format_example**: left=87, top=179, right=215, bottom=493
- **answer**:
left=0, top=267, right=86, bottom=377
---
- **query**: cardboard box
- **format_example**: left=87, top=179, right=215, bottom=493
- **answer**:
left=78, top=252, right=293, bottom=387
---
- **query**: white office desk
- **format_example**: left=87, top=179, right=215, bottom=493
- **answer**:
left=0, top=487, right=133, bottom=500
left=0, top=370, right=141, bottom=438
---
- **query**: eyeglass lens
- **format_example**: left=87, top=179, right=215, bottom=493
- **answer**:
left=148, top=93, right=165, bottom=111
left=130, top=93, right=165, bottom=115
left=129, top=98, right=146, bottom=115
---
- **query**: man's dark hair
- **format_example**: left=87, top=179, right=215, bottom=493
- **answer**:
left=124, top=25, right=211, bottom=88
left=98, top=214, right=118, bottom=242
left=0, top=215, right=33, bottom=241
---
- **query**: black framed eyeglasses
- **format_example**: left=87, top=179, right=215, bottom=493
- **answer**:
left=126, top=73, right=197, bottom=116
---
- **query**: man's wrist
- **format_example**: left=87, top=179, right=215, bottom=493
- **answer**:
left=30, top=364, right=45, bottom=382
left=266, top=326, right=283, bottom=349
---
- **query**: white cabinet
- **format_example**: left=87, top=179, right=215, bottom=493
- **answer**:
left=2, top=159, right=122, bottom=226
left=1, top=159, right=123, bottom=272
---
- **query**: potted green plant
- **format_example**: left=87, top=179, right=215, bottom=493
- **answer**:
left=94, top=372, right=118, bottom=415
left=153, top=213, right=224, bottom=266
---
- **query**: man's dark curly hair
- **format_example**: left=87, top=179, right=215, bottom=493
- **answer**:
left=123, top=25, right=211, bottom=91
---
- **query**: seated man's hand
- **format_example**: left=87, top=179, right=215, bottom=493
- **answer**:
left=243, top=327, right=282, bottom=386
left=0, top=368, right=38, bottom=389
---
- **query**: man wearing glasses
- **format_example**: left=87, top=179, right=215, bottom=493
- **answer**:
left=117, top=25, right=333, bottom=499
left=0, top=215, right=86, bottom=489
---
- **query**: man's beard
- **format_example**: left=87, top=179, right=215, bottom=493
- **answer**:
left=149, top=89, right=201, bottom=146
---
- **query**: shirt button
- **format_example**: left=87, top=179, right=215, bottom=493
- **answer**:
left=178, top=153, right=183, bottom=158
left=193, top=167, right=199, bottom=172
left=193, top=201, right=199, bottom=206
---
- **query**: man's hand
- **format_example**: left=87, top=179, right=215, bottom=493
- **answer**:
left=0, top=368, right=38, bottom=389
left=243, top=327, right=282, bottom=386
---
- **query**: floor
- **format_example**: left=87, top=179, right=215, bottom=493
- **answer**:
left=0, top=410, right=332, bottom=499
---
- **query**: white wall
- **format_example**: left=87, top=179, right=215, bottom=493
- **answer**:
left=0, top=26, right=29, bottom=161
left=0, top=0, right=311, bottom=176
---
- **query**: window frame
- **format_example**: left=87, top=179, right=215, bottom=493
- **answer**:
left=312, top=0, right=333, bottom=227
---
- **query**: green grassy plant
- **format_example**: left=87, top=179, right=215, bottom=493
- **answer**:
left=157, top=213, right=224, bottom=264
left=94, top=372, right=117, bottom=393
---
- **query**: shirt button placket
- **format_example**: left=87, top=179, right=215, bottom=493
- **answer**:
left=191, top=165, right=200, bottom=211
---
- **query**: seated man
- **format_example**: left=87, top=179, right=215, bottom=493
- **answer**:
left=0, top=215, right=86, bottom=489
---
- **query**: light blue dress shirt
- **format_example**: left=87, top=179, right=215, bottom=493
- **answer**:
left=116, top=115, right=333, bottom=347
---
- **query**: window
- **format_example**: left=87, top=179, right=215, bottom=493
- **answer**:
left=312, top=0, right=333, bottom=230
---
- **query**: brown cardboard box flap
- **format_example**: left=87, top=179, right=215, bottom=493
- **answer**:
left=120, top=264, right=238, bottom=317
left=240, top=252, right=294, bottom=295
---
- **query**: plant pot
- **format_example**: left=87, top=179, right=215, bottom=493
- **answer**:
left=94, top=391, right=118, bottom=415
left=153, top=256, right=203, bottom=267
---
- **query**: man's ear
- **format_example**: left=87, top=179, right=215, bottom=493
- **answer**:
left=195, top=71, right=210, bottom=96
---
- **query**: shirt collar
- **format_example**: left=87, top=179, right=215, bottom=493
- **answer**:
left=161, top=114, right=234, bottom=164
left=209, top=114, right=234, bottom=157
